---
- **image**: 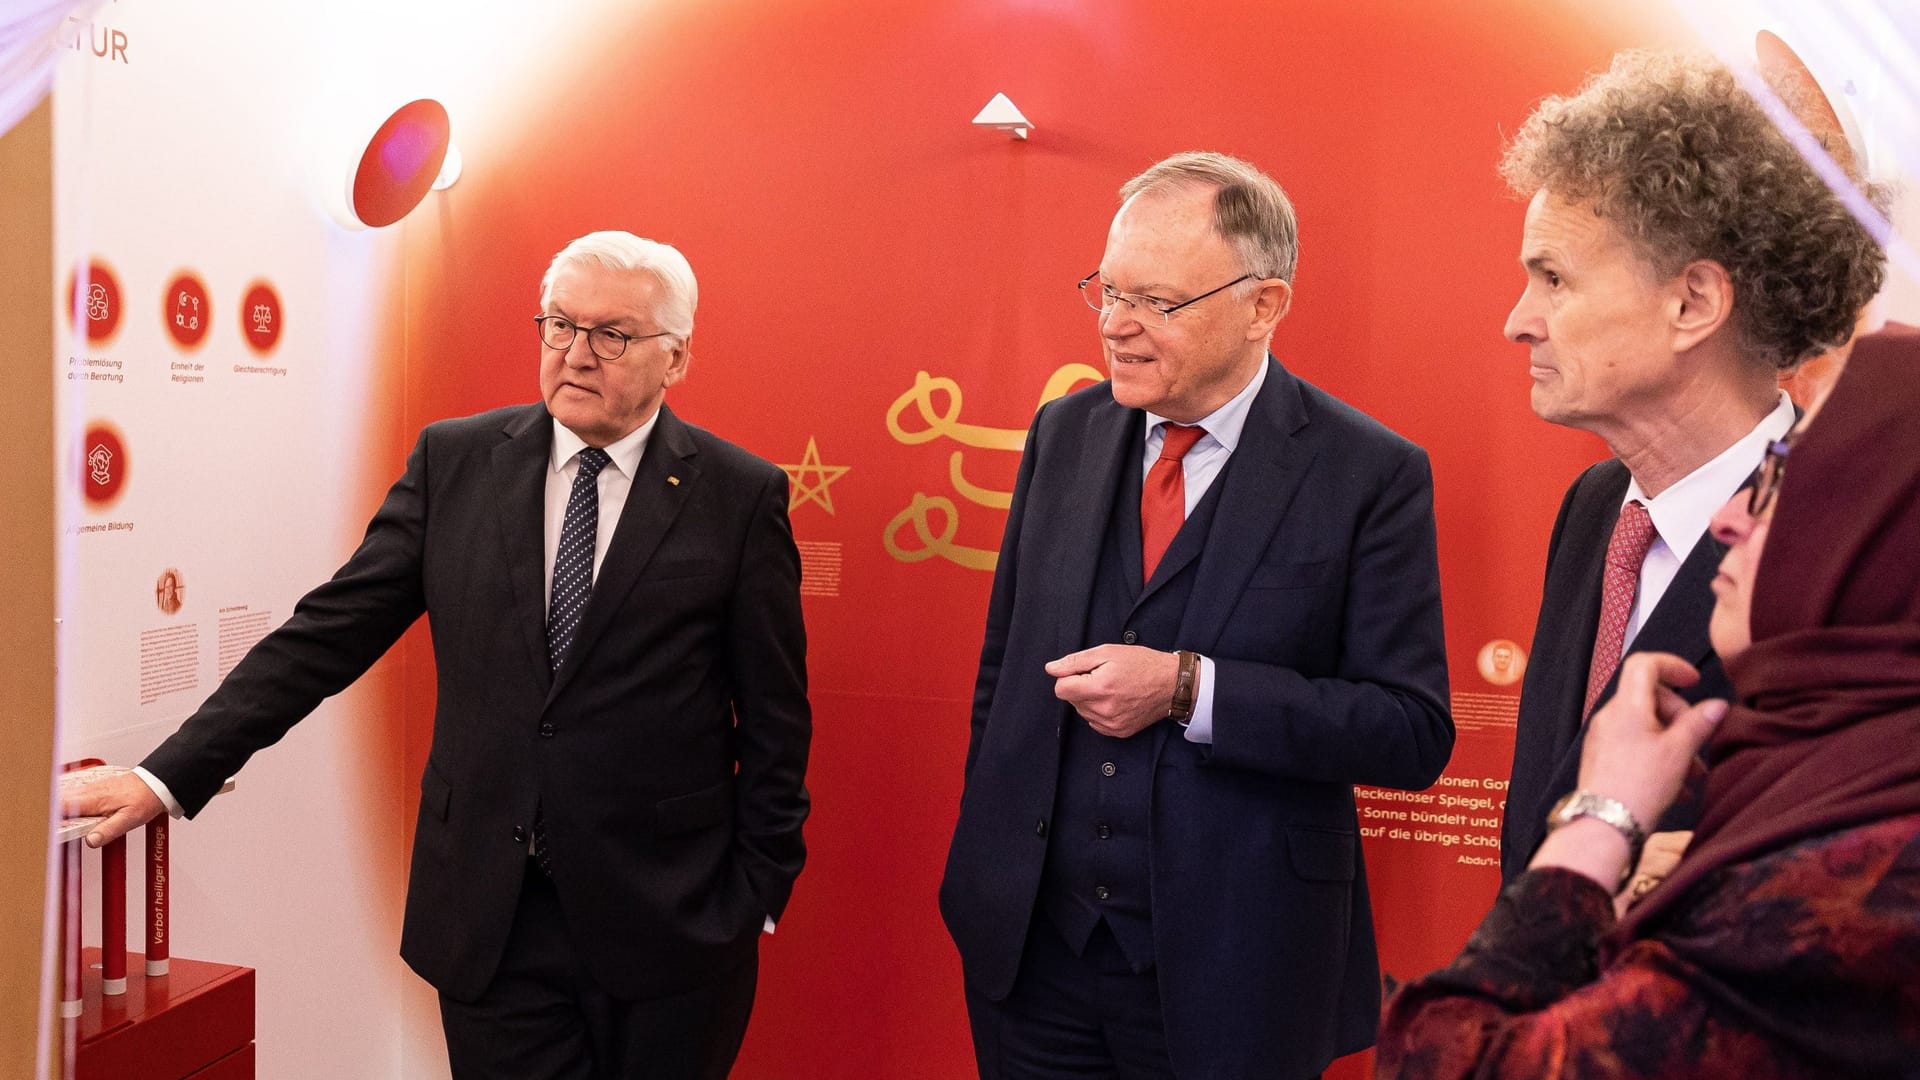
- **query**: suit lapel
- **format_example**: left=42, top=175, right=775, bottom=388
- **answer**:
left=1177, top=358, right=1314, bottom=653
left=546, top=405, right=700, bottom=706
left=492, top=406, right=556, bottom=691
left=1538, top=465, right=1645, bottom=792
left=1505, top=459, right=1629, bottom=873
left=1547, top=468, right=1627, bottom=724
left=1054, top=398, right=1141, bottom=657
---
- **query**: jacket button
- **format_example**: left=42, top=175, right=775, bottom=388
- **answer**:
left=1122, top=630, right=1138, bottom=644
left=1035, top=819, right=1048, bottom=838
left=1101, top=762, right=1117, bottom=777
left=1094, top=885, right=1111, bottom=901
left=512, top=825, right=527, bottom=844
left=1096, top=824, right=1112, bottom=840
left=539, top=722, right=555, bottom=737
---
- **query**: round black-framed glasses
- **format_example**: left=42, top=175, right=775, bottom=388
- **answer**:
left=533, top=315, right=672, bottom=361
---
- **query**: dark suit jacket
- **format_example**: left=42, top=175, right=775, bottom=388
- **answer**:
left=142, top=403, right=811, bottom=1002
left=1500, top=458, right=1730, bottom=883
left=939, top=358, right=1454, bottom=1079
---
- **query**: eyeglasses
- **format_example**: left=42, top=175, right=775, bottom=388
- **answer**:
left=533, top=315, right=672, bottom=361
left=1078, top=271, right=1255, bottom=325
left=1748, top=437, right=1791, bottom=517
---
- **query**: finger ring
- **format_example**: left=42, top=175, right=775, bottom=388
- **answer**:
left=1631, top=875, right=1658, bottom=898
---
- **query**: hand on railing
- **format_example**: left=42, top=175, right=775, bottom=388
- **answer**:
left=61, top=766, right=164, bottom=849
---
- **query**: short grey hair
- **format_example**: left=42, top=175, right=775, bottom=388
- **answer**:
left=1119, top=151, right=1299, bottom=284
left=539, top=231, right=697, bottom=341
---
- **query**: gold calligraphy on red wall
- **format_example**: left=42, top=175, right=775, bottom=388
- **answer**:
left=883, top=364, right=1103, bottom=571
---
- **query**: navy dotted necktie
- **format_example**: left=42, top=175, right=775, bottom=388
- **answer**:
left=547, top=447, right=610, bottom=674
left=535, top=447, right=608, bottom=875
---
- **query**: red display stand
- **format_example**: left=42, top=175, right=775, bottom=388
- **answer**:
left=60, top=761, right=254, bottom=1079
left=71, top=948, right=255, bottom=1080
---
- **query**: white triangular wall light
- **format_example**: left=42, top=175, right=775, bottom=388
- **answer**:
left=972, top=92, right=1033, bottom=140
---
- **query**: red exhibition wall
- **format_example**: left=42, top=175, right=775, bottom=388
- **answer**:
left=394, top=2, right=1685, bottom=1075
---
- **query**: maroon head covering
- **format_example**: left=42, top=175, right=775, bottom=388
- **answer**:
left=1615, top=323, right=1920, bottom=942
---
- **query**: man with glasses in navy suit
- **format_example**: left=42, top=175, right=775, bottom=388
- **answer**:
left=941, top=152, right=1453, bottom=1080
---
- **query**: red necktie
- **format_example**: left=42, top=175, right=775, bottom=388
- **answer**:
left=1583, top=499, right=1656, bottom=717
left=1142, top=424, right=1207, bottom=584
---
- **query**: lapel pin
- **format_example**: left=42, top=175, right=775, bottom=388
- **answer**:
left=667, top=476, right=680, bottom=486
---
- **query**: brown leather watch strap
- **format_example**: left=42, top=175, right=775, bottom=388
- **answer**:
left=1169, top=650, right=1199, bottom=723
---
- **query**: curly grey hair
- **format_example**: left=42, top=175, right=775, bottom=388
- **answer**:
left=1500, top=50, right=1886, bottom=370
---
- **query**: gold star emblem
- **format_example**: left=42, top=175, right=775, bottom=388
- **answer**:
left=779, top=437, right=850, bottom=516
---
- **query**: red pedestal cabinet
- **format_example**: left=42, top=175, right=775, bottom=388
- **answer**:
left=72, top=947, right=255, bottom=1080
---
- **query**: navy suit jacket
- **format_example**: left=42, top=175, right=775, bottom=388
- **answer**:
left=939, top=358, right=1453, bottom=1079
left=142, top=403, right=811, bottom=1002
left=1500, top=457, right=1730, bottom=883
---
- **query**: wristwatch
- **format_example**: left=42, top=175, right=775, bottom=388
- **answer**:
left=1168, top=650, right=1199, bottom=725
left=1546, top=789, right=1646, bottom=890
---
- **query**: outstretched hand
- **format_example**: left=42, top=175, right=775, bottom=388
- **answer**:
left=62, top=770, right=165, bottom=849
left=1045, top=644, right=1181, bottom=739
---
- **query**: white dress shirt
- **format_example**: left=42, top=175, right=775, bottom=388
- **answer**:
left=1620, top=391, right=1795, bottom=647
left=1138, top=360, right=1270, bottom=746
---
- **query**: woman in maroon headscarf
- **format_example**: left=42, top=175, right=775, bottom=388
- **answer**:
left=1376, top=325, right=1920, bottom=1080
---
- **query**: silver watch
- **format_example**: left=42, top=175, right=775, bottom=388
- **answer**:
left=1546, top=790, right=1646, bottom=889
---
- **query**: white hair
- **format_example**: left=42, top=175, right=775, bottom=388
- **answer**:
left=539, top=231, right=697, bottom=340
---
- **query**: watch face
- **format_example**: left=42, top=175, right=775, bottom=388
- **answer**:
left=1549, top=791, right=1641, bottom=842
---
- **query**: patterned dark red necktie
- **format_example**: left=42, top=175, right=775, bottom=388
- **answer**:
left=1141, top=424, right=1206, bottom=584
left=1584, top=499, right=1656, bottom=717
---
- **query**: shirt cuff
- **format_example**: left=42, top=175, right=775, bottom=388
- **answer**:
left=763, top=916, right=776, bottom=935
left=132, top=765, right=186, bottom=818
left=1181, top=656, right=1217, bottom=744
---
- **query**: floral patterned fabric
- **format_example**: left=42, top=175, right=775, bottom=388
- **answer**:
left=1376, top=812, right=1920, bottom=1079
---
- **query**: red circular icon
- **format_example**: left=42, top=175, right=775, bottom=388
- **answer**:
left=352, top=99, right=452, bottom=228
left=81, top=422, right=128, bottom=507
left=164, top=272, right=211, bottom=349
left=67, top=260, right=123, bottom=344
left=240, top=281, right=283, bottom=354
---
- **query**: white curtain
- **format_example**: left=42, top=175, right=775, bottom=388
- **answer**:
left=0, top=0, right=105, bottom=137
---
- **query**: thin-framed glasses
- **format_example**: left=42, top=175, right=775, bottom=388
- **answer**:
left=1748, top=437, right=1791, bottom=517
left=533, top=315, right=672, bottom=361
left=1078, top=271, right=1256, bottom=325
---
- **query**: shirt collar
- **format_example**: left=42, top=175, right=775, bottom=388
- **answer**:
left=1624, top=391, right=1796, bottom=557
left=550, top=410, right=659, bottom=478
left=1143, top=357, right=1269, bottom=450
